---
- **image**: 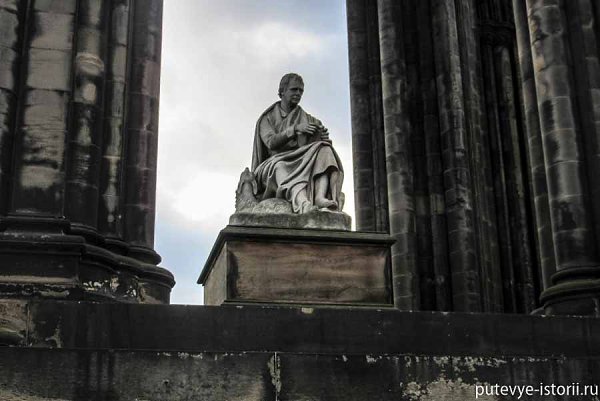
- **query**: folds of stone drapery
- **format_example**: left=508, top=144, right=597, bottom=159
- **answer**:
left=347, top=0, right=540, bottom=313
left=0, top=0, right=173, bottom=304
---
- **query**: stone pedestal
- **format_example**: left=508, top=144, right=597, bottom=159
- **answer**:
left=198, top=226, right=394, bottom=307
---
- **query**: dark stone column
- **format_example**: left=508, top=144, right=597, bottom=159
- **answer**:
left=98, top=0, right=131, bottom=253
left=64, top=0, right=109, bottom=241
left=377, top=0, right=418, bottom=310
left=124, top=0, right=162, bottom=265
left=346, top=0, right=376, bottom=231
left=347, top=0, right=388, bottom=233
left=0, top=1, right=26, bottom=214
left=495, top=45, right=537, bottom=312
left=431, top=0, right=481, bottom=312
left=0, top=0, right=173, bottom=304
left=346, top=0, right=546, bottom=313
left=523, top=0, right=600, bottom=315
left=513, top=0, right=556, bottom=296
left=477, top=0, right=539, bottom=314
left=416, top=0, right=452, bottom=311
left=479, top=35, right=508, bottom=312
left=366, top=0, right=389, bottom=234
left=9, top=0, right=76, bottom=222
left=403, top=1, right=436, bottom=311
left=454, top=0, right=491, bottom=312
left=564, top=0, right=600, bottom=265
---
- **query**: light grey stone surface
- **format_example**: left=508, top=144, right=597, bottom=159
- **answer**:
left=230, top=206, right=351, bottom=231
left=231, top=74, right=352, bottom=230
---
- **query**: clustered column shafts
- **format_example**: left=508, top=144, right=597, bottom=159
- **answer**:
left=346, top=0, right=388, bottom=233
left=479, top=0, right=538, bottom=314
left=347, top=0, right=377, bottom=232
left=513, top=0, right=556, bottom=293
left=416, top=0, right=452, bottom=312
left=479, top=40, right=507, bottom=312
left=349, top=0, right=600, bottom=314
left=495, top=46, right=537, bottom=312
left=0, top=0, right=173, bottom=303
left=462, top=1, right=503, bottom=314
left=347, top=0, right=541, bottom=313
left=432, top=0, right=481, bottom=312
left=403, top=1, right=437, bottom=311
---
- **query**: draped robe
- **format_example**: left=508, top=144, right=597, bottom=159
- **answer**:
left=251, top=102, right=344, bottom=213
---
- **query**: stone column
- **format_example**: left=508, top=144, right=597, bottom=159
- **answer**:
left=0, top=1, right=26, bottom=214
left=347, top=0, right=377, bottom=231
left=478, top=1, right=538, bottom=314
left=124, top=0, right=162, bottom=265
left=9, top=0, right=76, bottom=224
left=0, top=0, right=173, bottom=304
left=480, top=36, right=508, bottom=312
left=431, top=0, right=481, bottom=312
left=523, top=0, right=600, bottom=314
left=403, top=1, right=436, bottom=311
left=513, top=0, right=556, bottom=297
left=98, top=0, right=131, bottom=253
left=416, top=0, right=452, bottom=311
left=346, top=0, right=388, bottom=233
left=377, top=0, right=418, bottom=310
left=64, top=0, right=109, bottom=241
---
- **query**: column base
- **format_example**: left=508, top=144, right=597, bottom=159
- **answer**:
left=0, top=231, right=174, bottom=304
left=540, top=278, right=600, bottom=316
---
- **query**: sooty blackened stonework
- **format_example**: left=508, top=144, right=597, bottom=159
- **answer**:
left=2, top=0, right=600, bottom=400
left=348, top=0, right=600, bottom=316
left=3, top=301, right=600, bottom=400
left=0, top=0, right=173, bottom=303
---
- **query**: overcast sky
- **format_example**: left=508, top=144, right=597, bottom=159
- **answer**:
left=157, top=0, right=353, bottom=305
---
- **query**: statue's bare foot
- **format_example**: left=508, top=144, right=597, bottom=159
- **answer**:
left=315, top=198, right=338, bottom=210
left=300, top=202, right=319, bottom=214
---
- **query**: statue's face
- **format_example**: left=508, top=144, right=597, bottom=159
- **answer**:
left=281, top=79, right=304, bottom=108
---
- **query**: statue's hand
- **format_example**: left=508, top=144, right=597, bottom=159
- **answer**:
left=320, top=128, right=332, bottom=143
left=296, top=123, right=319, bottom=136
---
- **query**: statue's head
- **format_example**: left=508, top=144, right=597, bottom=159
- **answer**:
left=278, top=73, right=304, bottom=97
left=278, top=73, right=304, bottom=108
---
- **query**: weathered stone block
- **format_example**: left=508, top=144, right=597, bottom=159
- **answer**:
left=230, top=207, right=352, bottom=230
left=199, top=225, right=394, bottom=307
left=0, top=300, right=27, bottom=345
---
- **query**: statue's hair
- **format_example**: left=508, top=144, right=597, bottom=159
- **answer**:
left=278, top=73, right=304, bottom=97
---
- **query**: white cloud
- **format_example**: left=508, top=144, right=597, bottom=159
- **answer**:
left=233, top=22, right=325, bottom=67
left=171, top=172, right=237, bottom=230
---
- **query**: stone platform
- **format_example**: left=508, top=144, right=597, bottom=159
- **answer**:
left=198, top=225, right=394, bottom=307
left=1, top=300, right=600, bottom=400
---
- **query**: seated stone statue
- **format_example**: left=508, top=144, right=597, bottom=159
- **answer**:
left=252, top=73, right=344, bottom=213
left=231, top=73, right=349, bottom=230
